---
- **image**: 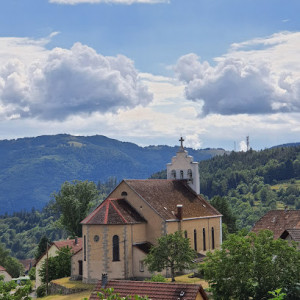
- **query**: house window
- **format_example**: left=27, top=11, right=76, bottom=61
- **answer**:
left=139, top=261, right=144, bottom=272
left=203, top=228, right=206, bottom=251
left=171, top=170, right=176, bottom=179
left=84, top=235, right=86, bottom=261
left=187, top=169, right=192, bottom=181
left=184, top=230, right=188, bottom=239
left=78, top=260, right=83, bottom=276
left=194, top=229, right=197, bottom=251
left=212, top=227, right=215, bottom=249
left=180, top=170, right=184, bottom=179
left=121, top=191, right=127, bottom=197
left=112, top=235, right=120, bottom=261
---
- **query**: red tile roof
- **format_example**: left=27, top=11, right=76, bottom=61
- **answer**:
left=53, top=238, right=83, bottom=254
left=19, top=259, right=35, bottom=272
left=89, top=280, right=208, bottom=300
left=35, top=238, right=83, bottom=266
left=252, top=210, right=300, bottom=239
left=0, top=265, right=7, bottom=271
left=81, top=198, right=146, bottom=225
left=124, top=179, right=221, bottom=220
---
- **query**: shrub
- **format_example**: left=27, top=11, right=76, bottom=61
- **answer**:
left=36, top=284, right=46, bottom=298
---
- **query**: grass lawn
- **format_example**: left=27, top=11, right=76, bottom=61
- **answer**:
left=167, top=273, right=209, bottom=289
left=39, top=277, right=95, bottom=300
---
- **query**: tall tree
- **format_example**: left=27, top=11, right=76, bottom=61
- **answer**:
left=52, top=180, right=100, bottom=237
left=0, top=243, right=23, bottom=278
left=202, top=230, right=300, bottom=300
left=210, top=196, right=237, bottom=233
left=144, top=231, right=196, bottom=282
left=35, top=235, right=51, bottom=260
left=39, top=247, right=72, bottom=284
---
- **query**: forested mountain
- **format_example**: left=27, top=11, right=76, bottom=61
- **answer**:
left=0, top=134, right=225, bottom=214
left=152, top=146, right=300, bottom=230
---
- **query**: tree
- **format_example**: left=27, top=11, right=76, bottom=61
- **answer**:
left=51, top=180, right=100, bottom=237
left=0, top=275, right=31, bottom=300
left=39, top=247, right=72, bottom=283
left=144, top=231, right=196, bottom=282
left=35, top=235, right=51, bottom=260
left=202, top=230, right=300, bottom=300
left=0, top=243, right=23, bottom=278
left=210, top=196, right=237, bottom=233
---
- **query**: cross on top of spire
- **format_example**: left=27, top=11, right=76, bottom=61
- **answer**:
left=179, top=136, right=185, bottom=151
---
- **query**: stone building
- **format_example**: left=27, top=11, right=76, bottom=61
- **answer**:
left=81, top=138, right=222, bottom=283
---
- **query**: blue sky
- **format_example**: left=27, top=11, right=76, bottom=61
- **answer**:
left=1, top=0, right=300, bottom=150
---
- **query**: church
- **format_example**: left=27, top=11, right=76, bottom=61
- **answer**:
left=81, top=138, right=222, bottom=283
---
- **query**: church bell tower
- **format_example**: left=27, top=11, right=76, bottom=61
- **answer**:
left=166, top=137, right=200, bottom=194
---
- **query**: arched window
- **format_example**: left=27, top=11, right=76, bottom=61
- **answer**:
left=203, top=228, right=206, bottom=251
left=171, top=170, right=176, bottom=179
left=180, top=170, right=184, bottom=179
left=112, top=235, right=120, bottom=261
left=194, top=229, right=197, bottom=251
left=187, top=169, right=193, bottom=181
left=121, top=191, right=127, bottom=197
left=212, top=227, right=215, bottom=249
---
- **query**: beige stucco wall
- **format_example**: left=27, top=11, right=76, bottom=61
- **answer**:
left=132, top=247, right=152, bottom=279
left=82, top=223, right=148, bottom=283
left=110, top=181, right=165, bottom=243
left=166, top=216, right=221, bottom=254
left=71, top=250, right=82, bottom=280
left=0, top=270, right=12, bottom=282
left=35, top=245, right=59, bottom=288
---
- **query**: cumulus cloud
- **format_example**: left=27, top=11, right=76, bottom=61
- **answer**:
left=49, top=0, right=169, bottom=5
left=174, top=31, right=300, bottom=116
left=0, top=38, right=152, bottom=120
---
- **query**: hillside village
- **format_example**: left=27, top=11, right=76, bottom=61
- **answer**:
left=1, top=138, right=300, bottom=300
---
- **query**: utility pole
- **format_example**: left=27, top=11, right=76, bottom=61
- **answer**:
left=46, top=242, right=49, bottom=295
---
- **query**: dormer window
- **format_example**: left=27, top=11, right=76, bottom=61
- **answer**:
left=180, top=170, right=184, bottom=179
left=171, top=170, right=176, bottom=179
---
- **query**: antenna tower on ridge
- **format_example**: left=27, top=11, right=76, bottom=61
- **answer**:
left=246, top=136, right=250, bottom=151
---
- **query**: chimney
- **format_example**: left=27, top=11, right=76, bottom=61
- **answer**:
left=75, top=236, right=78, bottom=245
left=177, top=204, right=183, bottom=220
left=101, top=273, right=108, bottom=289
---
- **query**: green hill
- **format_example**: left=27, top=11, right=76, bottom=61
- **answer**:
left=0, top=134, right=225, bottom=214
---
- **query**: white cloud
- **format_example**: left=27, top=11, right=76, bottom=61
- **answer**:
left=239, top=140, right=247, bottom=152
left=174, top=31, right=300, bottom=116
left=49, top=0, right=169, bottom=5
left=0, top=37, right=152, bottom=121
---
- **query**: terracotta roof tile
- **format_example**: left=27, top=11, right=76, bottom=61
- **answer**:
left=81, top=198, right=146, bottom=225
left=53, top=238, right=83, bottom=254
left=19, top=259, right=35, bottom=271
left=0, top=265, right=7, bottom=271
left=125, top=179, right=221, bottom=220
left=252, top=210, right=300, bottom=239
left=89, top=280, right=208, bottom=300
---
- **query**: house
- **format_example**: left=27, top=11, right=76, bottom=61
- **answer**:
left=19, top=259, right=35, bottom=275
left=89, top=275, right=208, bottom=300
left=280, top=228, right=300, bottom=249
left=251, top=209, right=300, bottom=239
left=35, top=237, right=82, bottom=288
left=0, top=265, right=12, bottom=282
left=81, top=138, right=222, bottom=283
